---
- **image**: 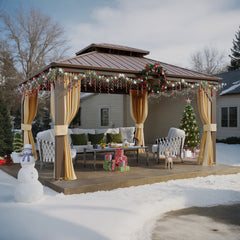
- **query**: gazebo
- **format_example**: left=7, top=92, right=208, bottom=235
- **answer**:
left=17, top=43, right=221, bottom=180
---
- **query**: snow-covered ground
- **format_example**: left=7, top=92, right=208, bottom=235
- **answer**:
left=0, top=143, right=240, bottom=240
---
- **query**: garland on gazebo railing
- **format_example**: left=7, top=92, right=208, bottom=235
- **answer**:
left=15, top=63, right=224, bottom=98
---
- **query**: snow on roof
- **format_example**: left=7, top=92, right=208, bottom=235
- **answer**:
left=220, top=80, right=240, bottom=95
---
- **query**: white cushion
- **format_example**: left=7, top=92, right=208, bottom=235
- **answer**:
left=167, top=127, right=185, bottom=139
left=152, top=144, right=158, bottom=153
left=119, top=127, right=135, bottom=143
left=71, top=128, right=96, bottom=135
left=37, top=129, right=54, bottom=142
left=95, top=128, right=119, bottom=134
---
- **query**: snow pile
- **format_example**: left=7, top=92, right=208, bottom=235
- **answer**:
left=0, top=143, right=239, bottom=240
left=216, top=143, right=240, bottom=166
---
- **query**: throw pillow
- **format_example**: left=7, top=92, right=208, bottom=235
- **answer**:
left=107, top=133, right=123, bottom=143
left=70, top=134, right=87, bottom=145
left=88, top=133, right=105, bottom=144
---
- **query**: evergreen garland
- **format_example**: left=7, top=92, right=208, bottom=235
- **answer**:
left=13, top=132, right=23, bottom=153
left=179, top=103, right=200, bottom=148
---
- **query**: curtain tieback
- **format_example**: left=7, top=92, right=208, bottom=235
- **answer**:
left=204, top=124, right=216, bottom=132
left=54, top=125, right=68, bottom=136
left=21, top=124, right=32, bottom=131
left=136, top=123, right=143, bottom=128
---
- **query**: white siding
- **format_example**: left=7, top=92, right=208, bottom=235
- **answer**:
left=216, top=94, right=240, bottom=139
left=80, top=94, right=132, bottom=129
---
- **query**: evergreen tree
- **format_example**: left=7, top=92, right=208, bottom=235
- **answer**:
left=0, top=95, right=13, bottom=156
left=13, top=132, right=23, bottom=153
left=228, top=26, right=240, bottom=71
left=179, top=100, right=200, bottom=148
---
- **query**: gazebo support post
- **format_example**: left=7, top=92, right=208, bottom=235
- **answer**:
left=54, top=73, right=65, bottom=180
left=211, top=90, right=216, bottom=164
left=21, top=97, right=24, bottom=143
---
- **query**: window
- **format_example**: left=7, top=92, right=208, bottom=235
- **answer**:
left=221, top=107, right=237, bottom=127
left=100, top=107, right=109, bottom=126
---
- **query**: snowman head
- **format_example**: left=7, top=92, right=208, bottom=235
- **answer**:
left=23, top=144, right=33, bottom=154
left=21, top=144, right=35, bottom=165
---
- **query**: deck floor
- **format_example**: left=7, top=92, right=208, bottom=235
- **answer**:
left=1, top=152, right=240, bottom=195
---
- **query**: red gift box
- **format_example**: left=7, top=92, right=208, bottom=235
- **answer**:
left=105, top=154, right=112, bottom=161
left=115, top=149, right=124, bottom=159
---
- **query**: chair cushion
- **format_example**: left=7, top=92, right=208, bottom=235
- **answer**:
left=70, top=134, right=87, bottom=145
left=119, top=127, right=135, bottom=143
left=95, top=128, right=119, bottom=135
left=88, top=133, right=105, bottom=144
left=107, top=133, right=123, bottom=143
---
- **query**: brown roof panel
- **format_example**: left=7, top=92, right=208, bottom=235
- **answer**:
left=75, top=43, right=150, bottom=57
left=56, top=51, right=220, bottom=81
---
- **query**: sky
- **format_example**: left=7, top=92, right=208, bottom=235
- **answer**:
left=1, top=0, right=240, bottom=68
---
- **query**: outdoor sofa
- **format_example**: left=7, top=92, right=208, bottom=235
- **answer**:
left=36, top=127, right=135, bottom=167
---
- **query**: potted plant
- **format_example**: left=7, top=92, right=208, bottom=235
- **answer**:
left=11, top=132, right=23, bottom=163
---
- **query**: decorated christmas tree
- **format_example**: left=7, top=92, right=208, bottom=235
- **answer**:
left=179, top=98, right=200, bottom=149
left=13, top=132, right=23, bottom=153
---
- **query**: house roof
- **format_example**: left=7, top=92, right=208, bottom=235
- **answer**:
left=216, top=69, right=240, bottom=95
left=38, top=43, right=221, bottom=82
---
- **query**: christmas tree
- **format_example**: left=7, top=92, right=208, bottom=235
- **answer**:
left=179, top=99, right=200, bottom=148
left=13, top=132, right=23, bottom=153
left=228, top=26, right=240, bottom=71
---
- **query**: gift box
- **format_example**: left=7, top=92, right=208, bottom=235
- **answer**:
left=103, top=161, right=109, bottom=170
left=122, top=155, right=127, bottom=165
left=108, top=160, right=116, bottom=171
left=115, top=166, right=130, bottom=172
left=115, top=148, right=124, bottom=159
left=120, top=160, right=125, bottom=167
left=105, top=154, right=112, bottom=161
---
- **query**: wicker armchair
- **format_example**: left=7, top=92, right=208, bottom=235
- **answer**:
left=152, top=128, right=185, bottom=163
left=36, top=129, right=76, bottom=169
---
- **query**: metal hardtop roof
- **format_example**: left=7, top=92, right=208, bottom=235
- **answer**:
left=30, top=43, right=221, bottom=82
left=75, top=43, right=150, bottom=56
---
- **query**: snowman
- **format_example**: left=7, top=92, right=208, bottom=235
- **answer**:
left=14, top=144, right=43, bottom=203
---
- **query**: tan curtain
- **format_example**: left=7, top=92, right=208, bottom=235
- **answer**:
left=21, top=91, right=38, bottom=159
left=197, top=86, right=216, bottom=165
left=50, top=77, right=81, bottom=180
left=130, top=90, right=148, bottom=150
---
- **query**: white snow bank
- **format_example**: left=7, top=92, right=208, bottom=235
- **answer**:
left=216, top=143, right=240, bottom=166
left=0, top=143, right=240, bottom=240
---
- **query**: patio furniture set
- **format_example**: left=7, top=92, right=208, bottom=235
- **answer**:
left=36, top=127, right=185, bottom=169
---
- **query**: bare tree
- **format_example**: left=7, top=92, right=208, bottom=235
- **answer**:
left=189, top=46, right=228, bottom=75
left=1, top=7, right=69, bottom=79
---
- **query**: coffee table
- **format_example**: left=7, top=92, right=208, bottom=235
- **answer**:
left=83, top=145, right=149, bottom=169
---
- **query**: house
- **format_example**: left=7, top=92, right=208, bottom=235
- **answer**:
left=216, top=69, right=240, bottom=139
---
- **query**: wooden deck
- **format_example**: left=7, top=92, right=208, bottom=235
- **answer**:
left=1, top=153, right=240, bottom=195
